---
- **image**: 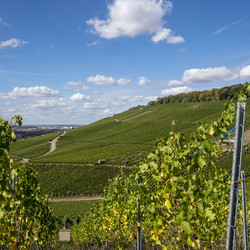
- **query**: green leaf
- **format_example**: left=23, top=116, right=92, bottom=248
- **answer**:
left=148, top=204, right=156, bottom=213
left=202, top=140, right=212, bottom=152
left=187, top=236, right=193, bottom=247
left=182, top=221, right=192, bottom=235
left=198, top=156, right=206, bottom=168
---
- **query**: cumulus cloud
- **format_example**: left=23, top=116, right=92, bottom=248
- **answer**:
left=116, top=78, right=131, bottom=85
left=168, top=80, right=183, bottom=86
left=64, top=81, right=90, bottom=91
left=0, top=38, right=28, bottom=50
left=161, top=86, right=193, bottom=96
left=182, top=66, right=238, bottom=84
left=240, top=65, right=250, bottom=79
left=2, top=86, right=60, bottom=99
left=69, top=93, right=90, bottom=102
left=86, top=74, right=130, bottom=86
left=151, top=28, right=184, bottom=44
left=87, top=0, right=184, bottom=44
left=138, top=76, right=151, bottom=85
left=30, top=100, right=66, bottom=109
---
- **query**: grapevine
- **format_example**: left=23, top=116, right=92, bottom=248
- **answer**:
left=0, top=116, right=59, bottom=249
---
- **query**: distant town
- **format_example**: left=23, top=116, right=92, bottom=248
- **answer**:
left=13, top=125, right=82, bottom=139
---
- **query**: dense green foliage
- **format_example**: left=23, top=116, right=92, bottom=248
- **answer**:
left=10, top=131, right=62, bottom=158
left=71, top=86, right=250, bottom=249
left=34, top=164, right=131, bottom=197
left=0, top=116, right=59, bottom=248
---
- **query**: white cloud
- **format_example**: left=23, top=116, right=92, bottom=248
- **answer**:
left=31, top=100, right=66, bottom=109
left=182, top=66, right=238, bottom=84
left=138, top=76, right=151, bottom=85
left=168, top=80, right=183, bottom=86
left=161, top=86, right=193, bottom=96
left=240, top=65, right=250, bottom=79
left=66, top=81, right=82, bottom=86
left=121, top=95, right=157, bottom=103
left=87, top=0, right=184, bottom=44
left=70, top=93, right=90, bottom=102
left=64, top=81, right=90, bottom=91
left=82, top=85, right=90, bottom=90
left=0, top=38, right=28, bottom=50
left=2, top=86, right=60, bottom=99
left=0, top=17, right=9, bottom=26
left=151, top=28, right=184, bottom=44
left=86, top=74, right=130, bottom=86
left=87, top=75, right=116, bottom=85
left=116, top=78, right=131, bottom=85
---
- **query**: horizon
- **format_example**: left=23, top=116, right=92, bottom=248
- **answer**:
left=1, top=0, right=250, bottom=124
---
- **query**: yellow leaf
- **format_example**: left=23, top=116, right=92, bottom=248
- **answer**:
left=165, top=199, right=171, bottom=209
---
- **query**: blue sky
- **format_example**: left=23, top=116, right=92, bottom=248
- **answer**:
left=1, top=0, right=250, bottom=125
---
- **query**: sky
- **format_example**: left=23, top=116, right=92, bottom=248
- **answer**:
left=0, top=0, right=250, bottom=125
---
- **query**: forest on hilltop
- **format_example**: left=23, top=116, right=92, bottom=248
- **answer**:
left=149, top=83, right=248, bottom=105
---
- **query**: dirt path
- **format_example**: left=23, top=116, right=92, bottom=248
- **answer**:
left=59, top=230, right=70, bottom=241
left=19, top=131, right=66, bottom=163
left=43, top=131, right=66, bottom=156
left=120, top=110, right=153, bottom=122
left=50, top=195, right=102, bottom=202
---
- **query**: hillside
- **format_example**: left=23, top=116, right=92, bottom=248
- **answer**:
left=13, top=100, right=250, bottom=165
left=10, top=100, right=250, bottom=198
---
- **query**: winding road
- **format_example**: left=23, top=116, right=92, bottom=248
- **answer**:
left=19, top=131, right=66, bottom=163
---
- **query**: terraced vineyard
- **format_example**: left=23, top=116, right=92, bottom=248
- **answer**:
left=34, top=164, right=131, bottom=197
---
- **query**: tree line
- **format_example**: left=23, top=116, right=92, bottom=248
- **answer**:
left=149, top=82, right=249, bottom=105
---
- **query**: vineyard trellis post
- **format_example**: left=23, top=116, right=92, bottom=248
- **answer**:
left=12, top=175, right=17, bottom=248
left=241, top=171, right=249, bottom=250
left=226, top=102, right=246, bottom=250
left=136, top=179, right=142, bottom=250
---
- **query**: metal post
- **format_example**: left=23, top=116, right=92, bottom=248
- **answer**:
left=136, top=179, right=142, bottom=250
left=241, top=171, right=249, bottom=250
left=226, top=102, right=246, bottom=250
left=12, top=175, right=18, bottom=248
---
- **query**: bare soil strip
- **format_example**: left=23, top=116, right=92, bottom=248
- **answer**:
left=50, top=195, right=102, bottom=202
left=120, top=110, right=153, bottom=122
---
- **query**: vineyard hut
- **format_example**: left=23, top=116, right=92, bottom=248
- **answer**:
left=193, top=105, right=199, bottom=109
left=98, top=159, right=106, bottom=164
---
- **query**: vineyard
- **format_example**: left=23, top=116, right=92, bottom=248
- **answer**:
left=2, top=84, right=250, bottom=248
left=33, top=164, right=131, bottom=197
left=71, top=86, right=250, bottom=249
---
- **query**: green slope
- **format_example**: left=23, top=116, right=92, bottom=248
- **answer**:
left=29, top=100, right=241, bottom=165
left=10, top=131, right=63, bottom=158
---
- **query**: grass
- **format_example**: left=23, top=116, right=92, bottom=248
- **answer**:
left=29, top=100, right=242, bottom=165
left=10, top=131, right=63, bottom=158
left=34, top=164, right=131, bottom=197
